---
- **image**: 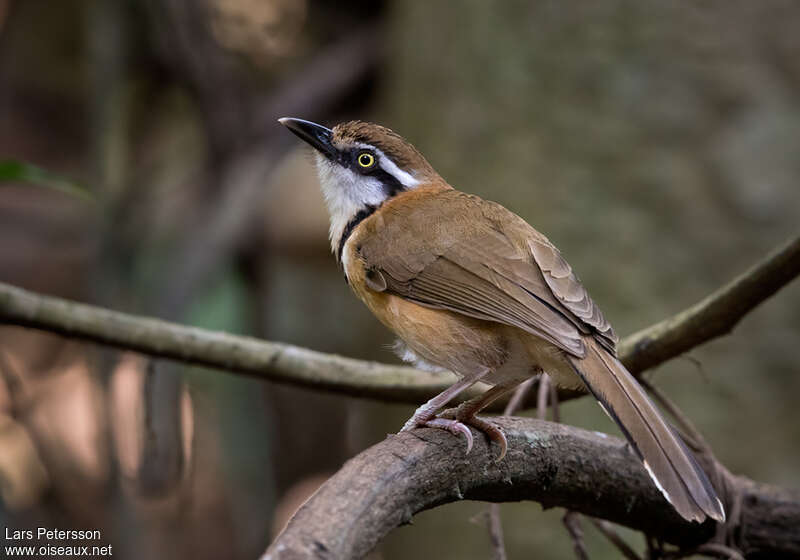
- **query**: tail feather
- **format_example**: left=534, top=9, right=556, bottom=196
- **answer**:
left=567, top=339, right=725, bottom=523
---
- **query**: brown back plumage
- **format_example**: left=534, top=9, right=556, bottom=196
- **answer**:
left=356, top=188, right=617, bottom=356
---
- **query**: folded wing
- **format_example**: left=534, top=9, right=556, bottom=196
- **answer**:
left=357, top=190, right=617, bottom=357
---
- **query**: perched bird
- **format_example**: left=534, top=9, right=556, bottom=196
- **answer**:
left=279, top=117, right=725, bottom=524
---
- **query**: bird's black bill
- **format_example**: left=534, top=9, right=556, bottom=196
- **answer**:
left=278, top=117, right=337, bottom=160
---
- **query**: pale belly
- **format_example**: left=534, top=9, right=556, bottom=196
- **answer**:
left=370, top=292, right=583, bottom=390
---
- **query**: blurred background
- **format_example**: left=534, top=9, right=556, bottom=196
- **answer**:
left=1, top=1, right=799, bottom=558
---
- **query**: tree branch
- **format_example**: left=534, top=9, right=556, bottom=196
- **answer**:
left=618, top=234, right=800, bottom=374
left=262, top=417, right=800, bottom=559
left=0, top=281, right=443, bottom=401
left=0, top=235, right=797, bottom=408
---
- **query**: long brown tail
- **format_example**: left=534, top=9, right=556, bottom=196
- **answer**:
left=567, top=339, right=725, bottom=523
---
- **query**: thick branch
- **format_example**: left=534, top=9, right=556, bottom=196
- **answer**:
left=263, top=417, right=800, bottom=559
left=0, top=235, right=798, bottom=406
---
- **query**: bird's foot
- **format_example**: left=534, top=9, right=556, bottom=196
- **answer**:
left=437, top=408, right=508, bottom=462
left=401, top=413, right=475, bottom=454
left=416, top=418, right=475, bottom=454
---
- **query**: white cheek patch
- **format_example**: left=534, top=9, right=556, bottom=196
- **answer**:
left=315, top=154, right=386, bottom=252
left=313, top=144, right=420, bottom=258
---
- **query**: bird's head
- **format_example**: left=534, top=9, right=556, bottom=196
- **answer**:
left=279, top=117, right=441, bottom=255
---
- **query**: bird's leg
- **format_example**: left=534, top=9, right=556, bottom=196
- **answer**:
left=400, top=376, right=479, bottom=430
left=400, top=369, right=491, bottom=452
left=438, top=381, right=523, bottom=461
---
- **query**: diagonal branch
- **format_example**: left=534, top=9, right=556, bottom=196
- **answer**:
left=262, top=417, right=800, bottom=559
left=0, top=234, right=798, bottom=407
left=619, top=234, right=800, bottom=375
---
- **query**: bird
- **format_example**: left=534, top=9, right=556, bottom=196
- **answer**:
left=278, top=116, right=725, bottom=524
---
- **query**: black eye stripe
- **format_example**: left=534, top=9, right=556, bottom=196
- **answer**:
left=345, top=148, right=405, bottom=197
left=371, top=168, right=404, bottom=198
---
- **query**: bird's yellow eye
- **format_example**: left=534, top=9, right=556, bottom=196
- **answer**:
left=357, top=152, right=375, bottom=169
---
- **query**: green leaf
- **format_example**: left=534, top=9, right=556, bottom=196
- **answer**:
left=0, top=159, right=94, bottom=202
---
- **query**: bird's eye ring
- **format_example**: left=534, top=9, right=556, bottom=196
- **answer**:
left=357, top=151, right=376, bottom=169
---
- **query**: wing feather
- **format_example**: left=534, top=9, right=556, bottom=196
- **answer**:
left=357, top=189, right=617, bottom=357
left=528, top=237, right=617, bottom=351
left=399, top=258, right=585, bottom=355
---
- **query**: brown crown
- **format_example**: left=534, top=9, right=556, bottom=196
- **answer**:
left=332, top=121, right=437, bottom=178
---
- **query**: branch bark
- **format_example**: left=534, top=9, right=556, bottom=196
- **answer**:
left=262, top=417, right=800, bottom=560
left=0, top=280, right=448, bottom=401
left=0, top=234, right=797, bottom=408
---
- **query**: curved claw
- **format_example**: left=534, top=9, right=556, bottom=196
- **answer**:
left=432, top=409, right=508, bottom=461
left=490, top=427, right=508, bottom=462
left=422, top=418, right=474, bottom=454
left=458, top=416, right=508, bottom=462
